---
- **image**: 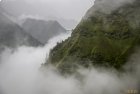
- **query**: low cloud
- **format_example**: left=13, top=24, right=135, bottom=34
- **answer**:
left=2, top=0, right=93, bottom=21
left=0, top=32, right=139, bottom=94
left=85, top=0, right=135, bottom=18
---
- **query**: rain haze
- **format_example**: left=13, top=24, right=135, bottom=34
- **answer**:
left=1, top=0, right=94, bottom=29
left=0, top=0, right=140, bottom=94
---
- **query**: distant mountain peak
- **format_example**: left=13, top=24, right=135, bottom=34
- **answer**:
left=0, top=9, right=42, bottom=49
left=22, top=18, right=66, bottom=44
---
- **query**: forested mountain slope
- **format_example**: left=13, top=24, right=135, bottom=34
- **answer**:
left=47, top=0, right=140, bottom=72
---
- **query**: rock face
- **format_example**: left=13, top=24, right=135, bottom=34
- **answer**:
left=47, top=0, right=140, bottom=72
left=22, top=18, right=66, bottom=44
left=0, top=7, right=42, bottom=50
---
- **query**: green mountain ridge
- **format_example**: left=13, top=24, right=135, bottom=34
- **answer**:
left=46, top=0, right=140, bottom=72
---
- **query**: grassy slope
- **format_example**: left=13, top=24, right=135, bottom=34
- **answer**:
left=47, top=0, right=140, bottom=72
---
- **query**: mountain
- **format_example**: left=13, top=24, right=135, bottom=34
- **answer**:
left=0, top=7, right=42, bottom=50
left=2, top=0, right=78, bottom=30
left=46, top=0, right=140, bottom=72
left=22, top=18, right=66, bottom=44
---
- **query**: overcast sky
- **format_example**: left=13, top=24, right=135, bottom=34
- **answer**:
left=1, top=0, right=94, bottom=21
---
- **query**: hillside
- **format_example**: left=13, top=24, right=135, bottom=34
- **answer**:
left=0, top=7, right=42, bottom=50
left=47, top=0, right=140, bottom=72
left=22, top=18, right=66, bottom=44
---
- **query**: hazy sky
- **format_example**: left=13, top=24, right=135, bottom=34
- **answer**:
left=1, top=0, right=94, bottom=21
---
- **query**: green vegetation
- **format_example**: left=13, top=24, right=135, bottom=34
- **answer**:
left=46, top=0, right=140, bottom=73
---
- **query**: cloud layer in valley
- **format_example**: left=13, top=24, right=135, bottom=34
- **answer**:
left=0, top=32, right=139, bottom=94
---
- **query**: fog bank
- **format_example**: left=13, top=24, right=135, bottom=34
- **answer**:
left=0, top=32, right=139, bottom=94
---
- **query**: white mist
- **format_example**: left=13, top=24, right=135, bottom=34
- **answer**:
left=0, top=31, right=139, bottom=94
